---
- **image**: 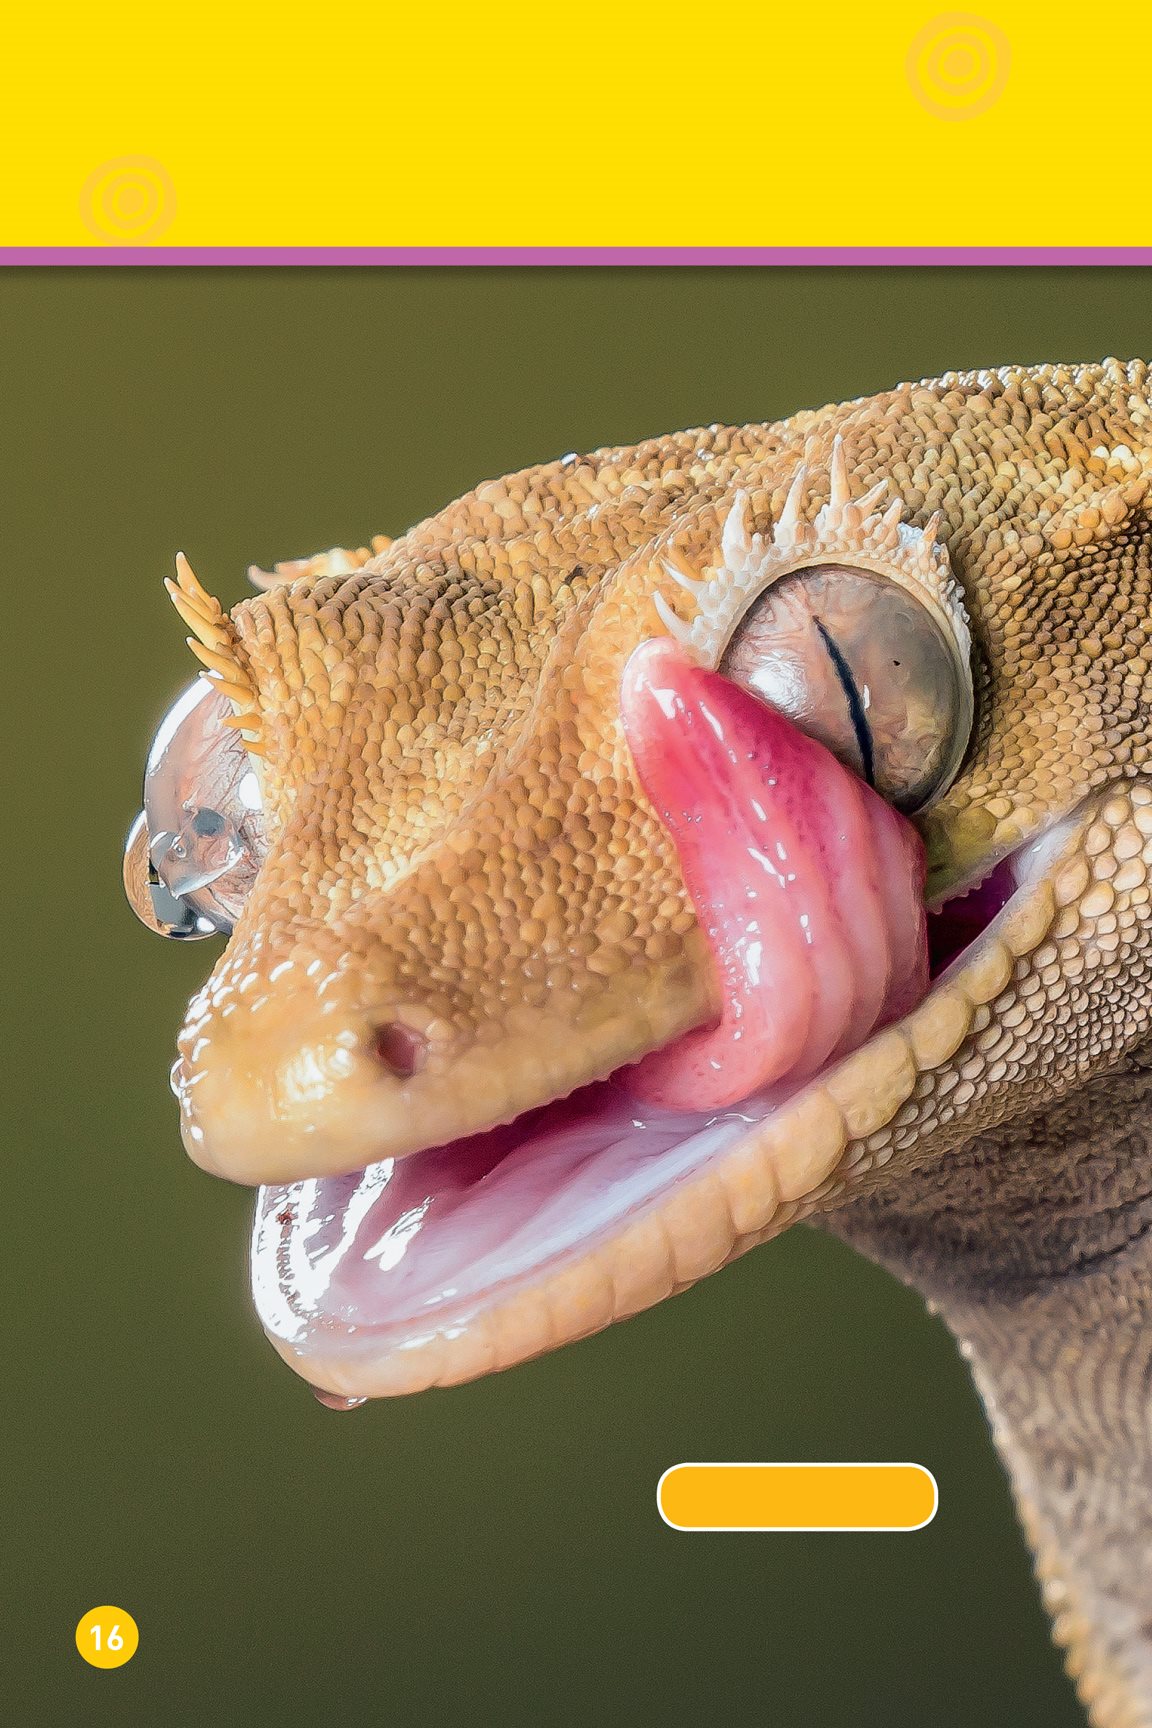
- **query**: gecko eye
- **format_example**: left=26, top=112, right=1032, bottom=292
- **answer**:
left=718, top=563, right=970, bottom=813
left=123, top=678, right=269, bottom=939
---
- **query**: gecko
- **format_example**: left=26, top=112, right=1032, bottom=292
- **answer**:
left=125, top=359, right=1152, bottom=1727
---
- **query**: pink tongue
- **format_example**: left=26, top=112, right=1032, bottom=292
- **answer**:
left=620, top=638, right=928, bottom=1111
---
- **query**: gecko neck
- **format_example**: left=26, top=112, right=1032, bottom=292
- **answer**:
left=824, top=1061, right=1152, bottom=1728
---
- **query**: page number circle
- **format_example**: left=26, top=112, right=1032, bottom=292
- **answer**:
left=75, top=1606, right=139, bottom=1668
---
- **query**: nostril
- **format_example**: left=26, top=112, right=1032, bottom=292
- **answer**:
left=372, top=1021, right=427, bottom=1079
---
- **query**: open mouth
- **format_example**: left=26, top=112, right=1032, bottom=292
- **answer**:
left=252, top=645, right=1067, bottom=1402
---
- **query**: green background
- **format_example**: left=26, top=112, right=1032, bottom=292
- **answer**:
left=6, top=268, right=1148, bottom=1725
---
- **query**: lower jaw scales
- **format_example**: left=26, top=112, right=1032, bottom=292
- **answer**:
left=618, top=638, right=929, bottom=1111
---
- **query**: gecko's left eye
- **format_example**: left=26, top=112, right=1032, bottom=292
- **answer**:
left=719, top=563, right=971, bottom=813
left=123, top=678, right=269, bottom=940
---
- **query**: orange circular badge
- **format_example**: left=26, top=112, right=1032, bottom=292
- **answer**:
left=75, top=1606, right=139, bottom=1669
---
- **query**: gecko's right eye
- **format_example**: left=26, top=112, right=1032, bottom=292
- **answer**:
left=719, top=563, right=971, bottom=814
left=124, top=678, right=269, bottom=940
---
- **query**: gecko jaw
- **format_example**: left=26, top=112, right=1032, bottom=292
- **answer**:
left=251, top=804, right=1077, bottom=1402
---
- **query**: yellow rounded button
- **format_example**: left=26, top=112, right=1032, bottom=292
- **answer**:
left=658, top=1463, right=938, bottom=1531
left=75, top=1606, right=139, bottom=1668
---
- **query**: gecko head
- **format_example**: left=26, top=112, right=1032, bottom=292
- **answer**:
left=125, top=363, right=1152, bottom=1398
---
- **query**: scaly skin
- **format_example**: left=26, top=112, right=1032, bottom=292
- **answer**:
left=159, top=360, right=1152, bottom=1725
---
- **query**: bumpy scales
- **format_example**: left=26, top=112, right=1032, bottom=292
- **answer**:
left=152, top=361, right=1152, bottom=1728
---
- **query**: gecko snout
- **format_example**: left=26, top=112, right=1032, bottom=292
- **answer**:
left=174, top=946, right=614, bottom=1185
left=171, top=960, right=461, bottom=1183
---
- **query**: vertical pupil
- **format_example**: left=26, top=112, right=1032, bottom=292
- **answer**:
left=812, top=618, right=875, bottom=788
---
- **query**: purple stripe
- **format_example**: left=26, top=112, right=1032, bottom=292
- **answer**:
left=2, top=247, right=1152, bottom=267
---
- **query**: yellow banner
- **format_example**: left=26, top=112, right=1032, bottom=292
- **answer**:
left=1, top=1, right=1142, bottom=247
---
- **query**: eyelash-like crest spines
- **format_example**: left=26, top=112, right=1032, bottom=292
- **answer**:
left=651, top=433, right=972, bottom=680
